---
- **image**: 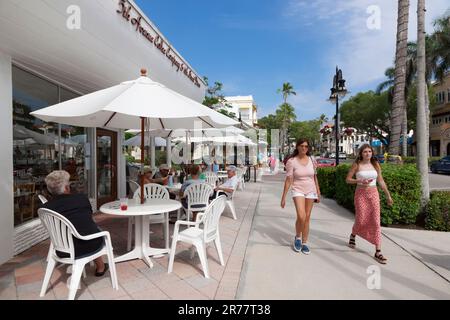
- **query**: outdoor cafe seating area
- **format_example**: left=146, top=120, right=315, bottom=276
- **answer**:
left=36, top=165, right=252, bottom=300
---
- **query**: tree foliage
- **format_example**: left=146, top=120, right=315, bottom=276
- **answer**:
left=340, top=91, right=391, bottom=145
left=202, top=77, right=235, bottom=118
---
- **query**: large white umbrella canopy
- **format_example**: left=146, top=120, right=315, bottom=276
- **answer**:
left=124, top=135, right=167, bottom=147
left=31, top=70, right=237, bottom=130
left=31, top=69, right=237, bottom=203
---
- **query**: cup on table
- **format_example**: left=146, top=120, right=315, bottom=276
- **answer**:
left=120, top=198, right=128, bottom=211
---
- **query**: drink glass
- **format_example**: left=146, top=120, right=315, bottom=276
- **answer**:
left=120, top=198, right=128, bottom=211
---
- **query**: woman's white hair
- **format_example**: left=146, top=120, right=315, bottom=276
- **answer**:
left=45, top=170, right=70, bottom=195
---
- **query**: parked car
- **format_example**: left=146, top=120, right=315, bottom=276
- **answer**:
left=374, top=154, right=385, bottom=163
left=328, top=153, right=347, bottom=160
left=430, top=156, right=450, bottom=174
left=316, top=158, right=336, bottom=168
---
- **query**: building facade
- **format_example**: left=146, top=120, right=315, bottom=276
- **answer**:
left=431, top=74, right=450, bottom=157
left=0, top=0, right=206, bottom=264
left=320, top=124, right=374, bottom=156
left=224, top=96, right=258, bottom=127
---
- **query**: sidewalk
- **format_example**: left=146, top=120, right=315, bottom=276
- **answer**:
left=0, top=182, right=262, bottom=300
left=237, top=174, right=450, bottom=300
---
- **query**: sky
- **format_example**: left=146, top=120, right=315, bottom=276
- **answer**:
left=135, top=0, right=449, bottom=122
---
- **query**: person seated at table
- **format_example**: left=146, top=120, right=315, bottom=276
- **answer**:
left=179, top=165, right=206, bottom=220
left=212, top=165, right=239, bottom=199
left=153, top=164, right=170, bottom=184
left=41, top=171, right=108, bottom=277
left=141, top=166, right=168, bottom=185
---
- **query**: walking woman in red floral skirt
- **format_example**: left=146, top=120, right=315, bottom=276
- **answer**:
left=346, top=144, right=393, bottom=264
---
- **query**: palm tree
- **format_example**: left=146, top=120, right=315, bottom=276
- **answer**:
left=277, top=83, right=297, bottom=104
left=277, top=83, right=297, bottom=156
left=431, top=15, right=450, bottom=82
left=389, top=0, right=410, bottom=156
left=416, top=0, right=430, bottom=209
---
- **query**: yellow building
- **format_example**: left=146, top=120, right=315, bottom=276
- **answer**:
left=431, top=73, right=450, bottom=156
left=224, top=96, right=258, bottom=128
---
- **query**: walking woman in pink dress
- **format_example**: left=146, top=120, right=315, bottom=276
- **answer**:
left=346, top=144, right=393, bottom=264
left=281, top=139, right=321, bottom=254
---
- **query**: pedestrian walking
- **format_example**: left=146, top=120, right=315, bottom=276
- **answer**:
left=346, top=144, right=393, bottom=264
left=269, top=154, right=277, bottom=173
left=281, top=139, right=321, bottom=254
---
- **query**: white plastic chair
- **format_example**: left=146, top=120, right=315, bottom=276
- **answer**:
left=168, top=195, right=227, bottom=278
left=37, top=195, right=53, bottom=262
left=237, top=167, right=247, bottom=191
left=204, top=172, right=218, bottom=188
left=127, top=183, right=170, bottom=251
left=181, top=183, right=214, bottom=222
left=215, top=176, right=238, bottom=220
left=38, top=208, right=118, bottom=300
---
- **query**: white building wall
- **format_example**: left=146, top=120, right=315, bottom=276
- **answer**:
left=0, top=52, right=14, bottom=265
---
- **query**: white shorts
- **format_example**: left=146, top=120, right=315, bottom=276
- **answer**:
left=292, top=191, right=318, bottom=199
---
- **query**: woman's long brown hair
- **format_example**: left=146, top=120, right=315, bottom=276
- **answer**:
left=290, top=138, right=311, bottom=158
left=355, top=144, right=380, bottom=170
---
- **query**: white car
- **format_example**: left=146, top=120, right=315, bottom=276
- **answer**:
left=329, top=153, right=347, bottom=160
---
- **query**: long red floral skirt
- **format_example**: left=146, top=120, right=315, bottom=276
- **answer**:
left=352, top=187, right=381, bottom=247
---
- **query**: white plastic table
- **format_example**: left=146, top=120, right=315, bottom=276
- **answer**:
left=100, top=199, right=181, bottom=268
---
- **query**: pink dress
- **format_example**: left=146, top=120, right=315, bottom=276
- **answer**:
left=352, top=170, right=381, bottom=246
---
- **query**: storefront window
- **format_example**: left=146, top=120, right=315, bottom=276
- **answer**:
left=12, top=66, right=86, bottom=227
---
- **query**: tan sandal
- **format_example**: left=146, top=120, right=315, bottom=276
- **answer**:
left=374, top=250, right=387, bottom=264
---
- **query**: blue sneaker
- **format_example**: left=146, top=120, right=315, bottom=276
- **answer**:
left=301, top=244, right=311, bottom=255
left=293, top=237, right=302, bottom=252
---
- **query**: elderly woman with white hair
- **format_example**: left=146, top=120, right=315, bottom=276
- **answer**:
left=41, top=170, right=108, bottom=277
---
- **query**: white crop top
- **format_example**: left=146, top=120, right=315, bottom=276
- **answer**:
left=356, top=170, right=378, bottom=187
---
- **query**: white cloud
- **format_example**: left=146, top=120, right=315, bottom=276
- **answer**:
left=286, top=0, right=449, bottom=89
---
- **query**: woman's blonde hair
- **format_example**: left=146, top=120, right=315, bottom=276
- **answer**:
left=45, top=170, right=70, bottom=195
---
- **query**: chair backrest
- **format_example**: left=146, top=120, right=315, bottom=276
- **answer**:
left=133, top=183, right=169, bottom=200
left=128, top=180, right=140, bottom=197
left=200, top=195, right=227, bottom=242
left=184, top=182, right=213, bottom=210
left=38, top=194, right=48, bottom=204
left=204, top=172, right=218, bottom=187
left=38, top=208, right=79, bottom=260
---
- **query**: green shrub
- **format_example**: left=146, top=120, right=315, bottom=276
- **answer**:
left=317, top=167, right=336, bottom=199
left=425, top=191, right=450, bottom=231
left=379, top=164, right=421, bottom=225
left=335, top=164, right=356, bottom=211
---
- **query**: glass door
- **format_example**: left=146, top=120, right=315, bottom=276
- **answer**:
left=96, top=129, right=117, bottom=208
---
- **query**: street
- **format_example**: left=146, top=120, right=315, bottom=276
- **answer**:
left=429, top=173, right=450, bottom=191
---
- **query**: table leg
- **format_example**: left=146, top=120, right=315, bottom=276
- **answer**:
left=141, top=216, right=154, bottom=268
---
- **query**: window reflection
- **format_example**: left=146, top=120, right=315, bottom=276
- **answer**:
left=12, top=66, right=87, bottom=227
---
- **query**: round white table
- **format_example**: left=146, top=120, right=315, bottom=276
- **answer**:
left=100, top=199, right=181, bottom=268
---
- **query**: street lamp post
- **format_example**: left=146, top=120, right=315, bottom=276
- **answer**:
left=328, top=67, right=347, bottom=166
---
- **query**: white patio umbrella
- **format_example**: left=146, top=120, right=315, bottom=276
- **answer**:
left=123, top=135, right=167, bottom=147
left=31, top=69, right=238, bottom=203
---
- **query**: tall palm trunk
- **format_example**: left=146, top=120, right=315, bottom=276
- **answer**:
left=389, top=0, right=409, bottom=155
left=416, top=0, right=430, bottom=209
left=402, top=108, right=408, bottom=156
